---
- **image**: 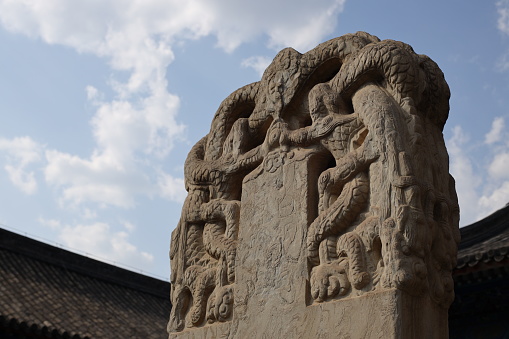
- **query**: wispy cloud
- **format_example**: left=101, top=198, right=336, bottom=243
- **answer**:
left=157, top=171, right=186, bottom=203
left=485, top=116, right=505, bottom=144
left=241, top=56, right=273, bottom=77
left=479, top=182, right=509, bottom=213
left=447, top=126, right=482, bottom=224
left=448, top=115, right=509, bottom=224
left=0, top=0, right=346, bottom=271
left=0, top=0, right=346, bottom=210
left=0, top=137, right=42, bottom=195
left=488, top=151, right=509, bottom=179
left=498, top=0, right=509, bottom=36
left=39, top=217, right=154, bottom=268
left=497, top=0, right=509, bottom=70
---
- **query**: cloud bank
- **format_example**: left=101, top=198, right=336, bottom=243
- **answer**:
left=0, top=137, right=42, bottom=195
left=448, top=116, right=509, bottom=225
left=0, top=0, right=346, bottom=207
left=0, top=0, right=346, bottom=269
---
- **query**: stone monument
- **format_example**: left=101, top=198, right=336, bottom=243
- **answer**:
left=168, top=32, right=459, bottom=338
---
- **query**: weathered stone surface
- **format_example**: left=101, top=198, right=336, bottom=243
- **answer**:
left=170, top=288, right=448, bottom=339
left=168, top=32, right=459, bottom=338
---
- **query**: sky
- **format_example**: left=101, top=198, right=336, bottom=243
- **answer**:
left=0, top=0, right=508, bottom=280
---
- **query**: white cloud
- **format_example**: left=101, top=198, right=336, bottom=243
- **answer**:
left=447, top=126, right=482, bottom=225
left=208, top=0, right=346, bottom=52
left=447, top=116, right=509, bottom=224
left=0, top=0, right=345, bottom=83
left=488, top=152, right=509, bottom=179
left=497, top=0, right=509, bottom=71
left=485, top=116, right=505, bottom=144
left=43, top=87, right=185, bottom=208
left=4, top=165, right=37, bottom=195
left=158, top=171, right=186, bottom=203
left=0, top=0, right=346, bottom=210
left=479, top=182, right=509, bottom=215
left=51, top=220, right=154, bottom=268
left=86, top=85, right=100, bottom=102
left=82, top=208, right=98, bottom=220
left=242, top=56, right=273, bottom=77
left=491, top=5, right=509, bottom=215
left=38, top=217, right=61, bottom=230
left=0, top=137, right=42, bottom=194
left=498, top=0, right=509, bottom=36
left=496, top=51, right=509, bottom=72
left=122, top=220, right=136, bottom=232
left=91, top=90, right=183, bottom=159
left=44, top=149, right=151, bottom=208
left=263, top=1, right=346, bottom=52
left=478, top=114, right=509, bottom=218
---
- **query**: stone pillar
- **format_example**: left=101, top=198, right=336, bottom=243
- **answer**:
left=168, top=32, right=459, bottom=339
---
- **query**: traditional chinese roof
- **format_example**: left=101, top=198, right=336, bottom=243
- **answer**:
left=0, top=228, right=171, bottom=339
left=455, top=203, right=509, bottom=276
left=2, top=204, right=509, bottom=338
left=449, top=204, right=509, bottom=339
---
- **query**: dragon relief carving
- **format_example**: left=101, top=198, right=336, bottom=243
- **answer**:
left=168, top=32, right=459, bottom=333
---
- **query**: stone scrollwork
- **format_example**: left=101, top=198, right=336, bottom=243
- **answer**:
left=168, top=32, right=458, bottom=334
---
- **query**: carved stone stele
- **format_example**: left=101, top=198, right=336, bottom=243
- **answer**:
left=168, top=32, right=459, bottom=339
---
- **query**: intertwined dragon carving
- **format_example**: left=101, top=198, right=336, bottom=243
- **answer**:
left=168, top=32, right=458, bottom=333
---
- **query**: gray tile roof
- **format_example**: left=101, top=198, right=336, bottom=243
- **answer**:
left=449, top=204, right=509, bottom=338
left=2, top=204, right=509, bottom=338
left=0, top=228, right=171, bottom=339
left=456, top=204, right=509, bottom=273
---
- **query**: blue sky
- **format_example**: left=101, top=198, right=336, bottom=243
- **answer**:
left=0, top=0, right=508, bottom=279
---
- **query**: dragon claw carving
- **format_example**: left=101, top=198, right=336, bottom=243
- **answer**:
left=310, top=261, right=350, bottom=302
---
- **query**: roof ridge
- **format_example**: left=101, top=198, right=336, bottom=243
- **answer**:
left=0, top=228, right=170, bottom=298
left=459, top=204, right=509, bottom=250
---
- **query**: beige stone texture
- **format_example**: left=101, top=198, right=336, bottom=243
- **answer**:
left=170, top=289, right=447, bottom=339
left=168, top=32, right=459, bottom=338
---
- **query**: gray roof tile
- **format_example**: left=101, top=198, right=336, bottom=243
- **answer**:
left=0, top=228, right=171, bottom=339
